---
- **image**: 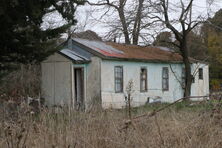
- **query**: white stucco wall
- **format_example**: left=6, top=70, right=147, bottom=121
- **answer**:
left=190, top=63, right=209, bottom=100
left=101, top=60, right=209, bottom=109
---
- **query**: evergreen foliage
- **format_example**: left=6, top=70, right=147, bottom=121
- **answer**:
left=202, top=9, right=222, bottom=89
left=0, top=0, right=85, bottom=72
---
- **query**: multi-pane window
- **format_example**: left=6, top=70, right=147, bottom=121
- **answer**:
left=199, top=68, right=203, bottom=80
left=115, top=66, right=123, bottom=93
left=162, top=67, right=169, bottom=91
left=140, top=68, right=147, bottom=92
left=182, top=68, right=186, bottom=88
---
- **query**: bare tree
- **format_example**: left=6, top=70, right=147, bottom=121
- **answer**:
left=132, top=0, right=144, bottom=44
left=148, top=0, right=205, bottom=98
left=87, top=0, right=130, bottom=44
left=87, top=0, right=153, bottom=45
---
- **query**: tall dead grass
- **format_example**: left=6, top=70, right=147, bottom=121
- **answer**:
left=0, top=64, right=40, bottom=102
left=1, top=103, right=222, bottom=148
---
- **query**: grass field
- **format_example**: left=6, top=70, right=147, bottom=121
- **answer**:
left=1, top=100, right=222, bottom=148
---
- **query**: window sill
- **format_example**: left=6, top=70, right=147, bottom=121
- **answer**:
left=115, top=92, right=124, bottom=93
left=140, top=90, right=148, bottom=93
left=162, top=89, right=169, bottom=92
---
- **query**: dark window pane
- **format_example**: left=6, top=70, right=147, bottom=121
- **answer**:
left=115, top=66, right=123, bottom=92
left=162, top=67, right=169, bottom=91
left=140, top=68, right=147, bottom=92
left=199, top=68, right=203, bottom=80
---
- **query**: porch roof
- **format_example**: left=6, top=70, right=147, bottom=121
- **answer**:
left=59, top=48, right=90, bottom=63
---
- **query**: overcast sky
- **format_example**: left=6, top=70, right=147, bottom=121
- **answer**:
left=76, top=0, right=222, bottom=35
left=42, top=0, right=222, bottom=41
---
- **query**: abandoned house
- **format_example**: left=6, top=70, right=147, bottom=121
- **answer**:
left=41, top=38, right=209, bottom=109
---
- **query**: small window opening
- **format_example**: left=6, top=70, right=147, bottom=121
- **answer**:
left=162, top=67, right=169, bottom=91
left=199, top=68, right=203, bottom=80
left=115, top=66, right=123, bottom=93
left=140, top=68, right=147, bottom=92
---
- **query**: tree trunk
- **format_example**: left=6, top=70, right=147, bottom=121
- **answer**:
left=132, top=0, right=144, bottom=45
left=180, top=39, right=192, bottom=99
left=118, top=8, right=130, bottom=44
left=183, top=55, right=192, bottom=99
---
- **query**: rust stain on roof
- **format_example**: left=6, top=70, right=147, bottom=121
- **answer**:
left=106, top=42, right=183, bottom=62
left=73, top=38, right=183, bottom=62
left=95, top=47, right=125, bottom=58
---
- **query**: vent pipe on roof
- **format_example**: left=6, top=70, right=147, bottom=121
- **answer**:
left=68, top=38, right=72, bottom=50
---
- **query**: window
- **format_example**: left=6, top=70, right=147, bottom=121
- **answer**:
left=182, top=68, right=185, bottom=88
left=199, top=68, right=203, bottom=80
left=140, top=68, right=147, bottom=92
left=162, top=67, right=169, bottom=91
left=115, top=66, right=123, bottom=93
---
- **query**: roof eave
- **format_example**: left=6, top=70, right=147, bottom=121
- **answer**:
left=102, top=56, right=184, bottom=64
left=57, top=51, right=90, bottom=64
left=72, top=39, right=107, bottom=59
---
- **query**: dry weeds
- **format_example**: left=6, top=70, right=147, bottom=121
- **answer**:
left=0, top=102, right=222, bottom=148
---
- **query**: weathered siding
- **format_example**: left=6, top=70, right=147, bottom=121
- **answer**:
left=41, top=53, right=72, bottom=106
left=101, top=60, right=209, bottom=108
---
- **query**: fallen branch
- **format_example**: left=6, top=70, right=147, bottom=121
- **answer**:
left=119, top=95, right=209, bottom=131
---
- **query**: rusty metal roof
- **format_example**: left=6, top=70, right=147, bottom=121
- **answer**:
left=73, top=38, right=124, bottom=58
left=72, top=38, right=183, bottom=63
left=106, top=42, right=183, bottom=62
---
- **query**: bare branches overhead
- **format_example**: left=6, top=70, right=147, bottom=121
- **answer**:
left=86, top=0, right=154, bottom=45
left=87, top=0, right=130, bottom=43
left=147, top=0, right=208, bottom=98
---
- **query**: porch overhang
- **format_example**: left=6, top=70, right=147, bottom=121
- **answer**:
left=58, top=48, right=90, bottom=64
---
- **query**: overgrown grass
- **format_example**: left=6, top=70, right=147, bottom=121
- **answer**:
left=132, top=99, right=221, bottom=115
left=1, top=100, right=222, bottom=148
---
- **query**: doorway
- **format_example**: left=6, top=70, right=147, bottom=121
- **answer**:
left=74, top=68, right=85, bottom=110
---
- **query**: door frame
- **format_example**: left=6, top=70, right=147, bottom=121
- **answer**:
left=73, top=67, right=85, bottom=110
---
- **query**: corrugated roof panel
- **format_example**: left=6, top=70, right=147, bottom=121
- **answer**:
left=68, top=38, right=185, bottom=62
left=73, top=38, right=124, bottom=57
left=60, top=49, right=89, bottom=61
left=106, top=42, right=183, bottom=62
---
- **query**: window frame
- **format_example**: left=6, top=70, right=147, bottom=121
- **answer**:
left=140, top=67, right=148, bottom=92
left=114, top=66, right=123, bottom=93
left=199, top=68, right=203, bottom=80
left=162, top=67, right=169, bottom=91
